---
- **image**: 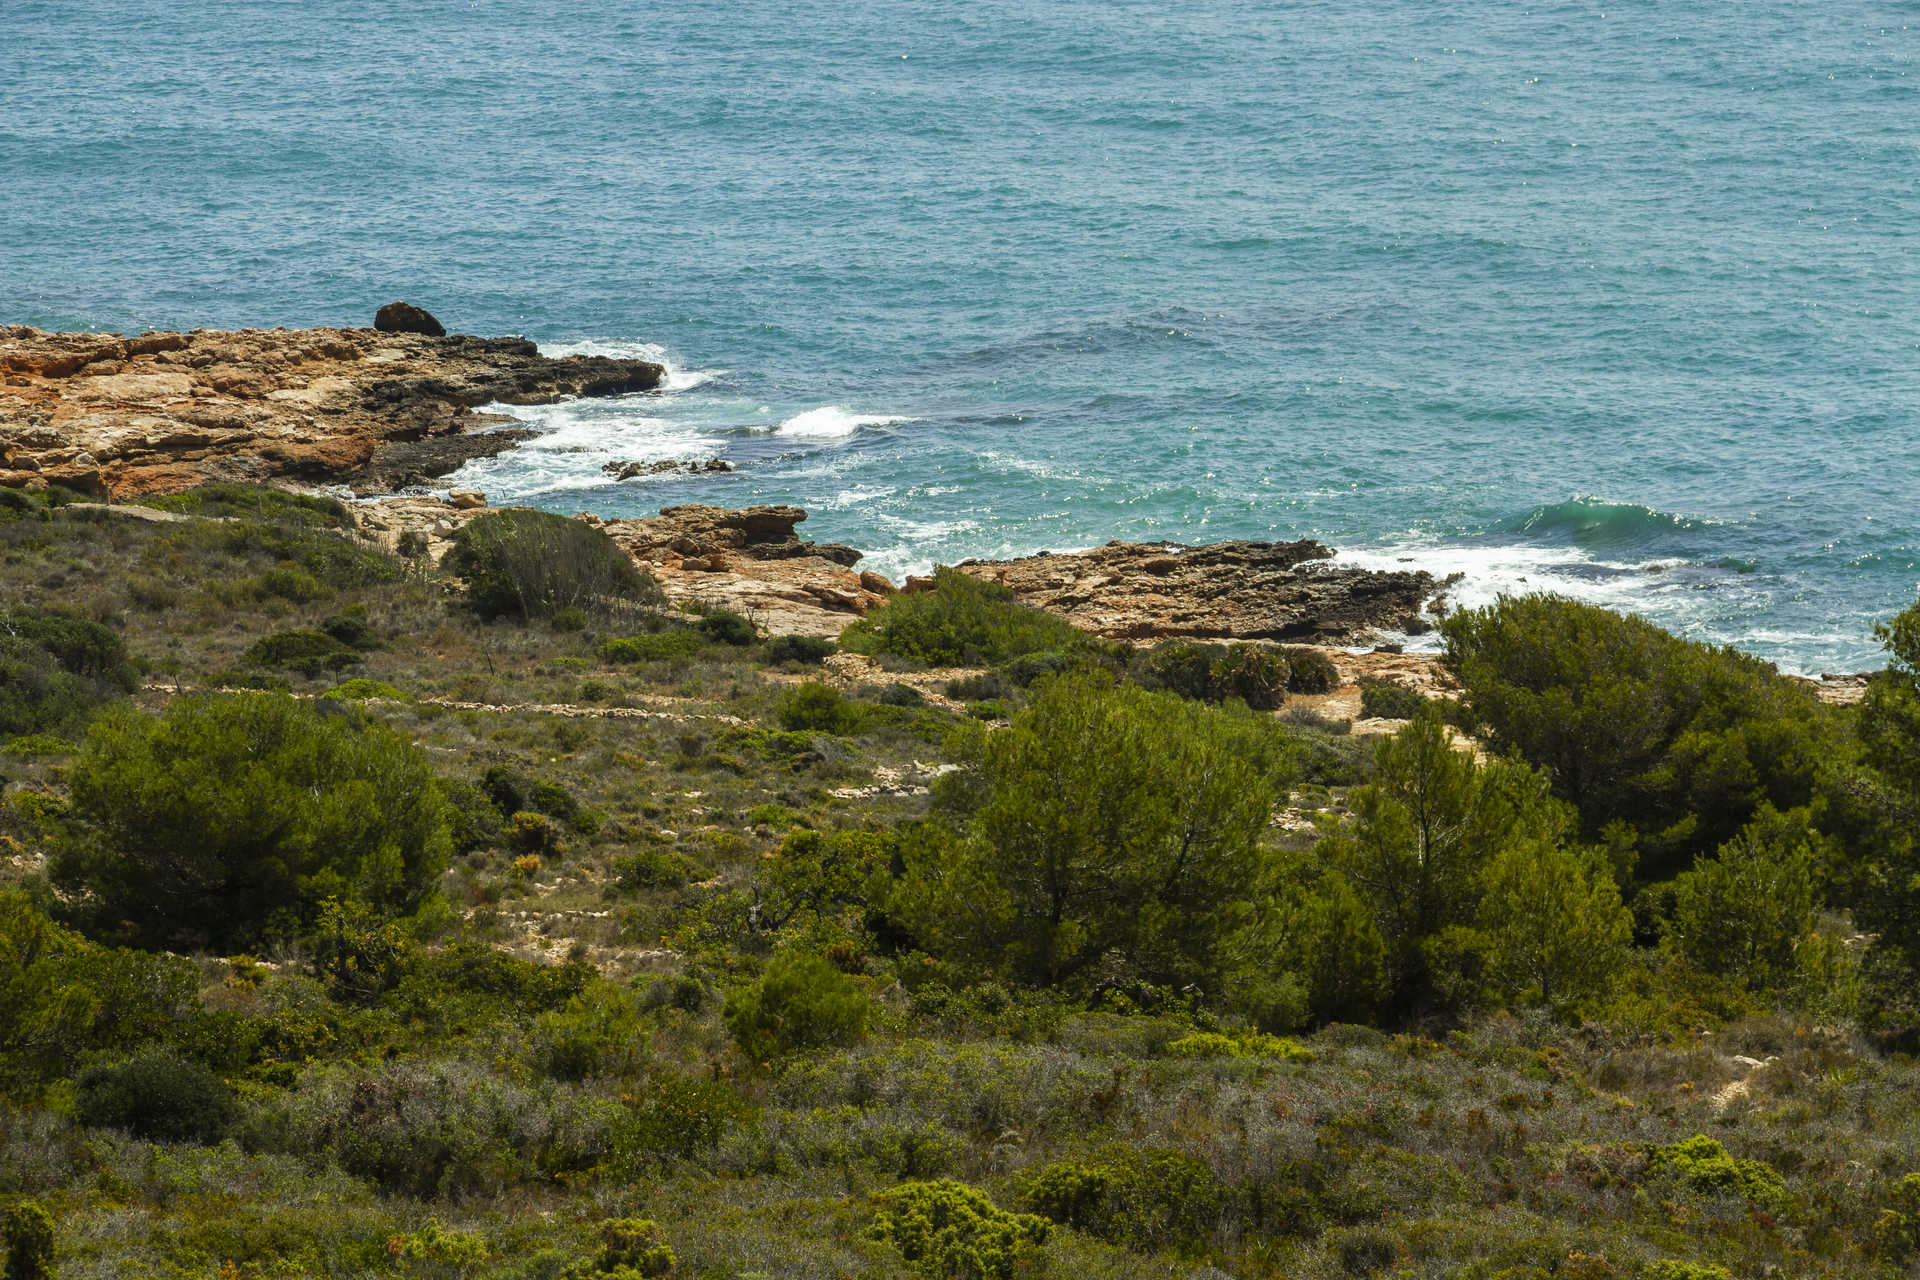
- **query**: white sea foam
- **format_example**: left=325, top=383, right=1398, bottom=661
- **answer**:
left=772, top=406, right=916, bottom=439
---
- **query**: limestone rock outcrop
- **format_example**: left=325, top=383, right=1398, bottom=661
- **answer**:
left=956, top=538, right=1437, bottom=644
left=0, top=324, right=664, bottom=498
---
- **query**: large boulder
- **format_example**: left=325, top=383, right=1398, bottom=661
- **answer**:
left=374, top=302, right=446, bottom=337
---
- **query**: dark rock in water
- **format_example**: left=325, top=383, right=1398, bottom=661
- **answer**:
left=957, top=538, right=1437, bottom=644
left=345, top=428, right=538, bottom=496
left=374, top=301, right=446, bottom=337
left=602, top=458, right=734, bottom=481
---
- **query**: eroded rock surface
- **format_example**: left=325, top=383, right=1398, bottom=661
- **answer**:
left=0, top=324, right=664, bottom=498
left=955, top=539, right=1438, bottom=643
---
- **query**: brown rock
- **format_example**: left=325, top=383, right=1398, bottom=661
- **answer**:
left=449, top=490, right=487, bottom=510
left=956, top=538, right=1436, bottom=644
left=0, top=323, right=665, bottom=498
left=374, top=302, right=446, bottom=337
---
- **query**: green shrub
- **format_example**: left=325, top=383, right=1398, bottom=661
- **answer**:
left=1280, top=646, right=1340, bottom=693
left=141, top=482, right=353, bottom=528
left=725, top=949, right=871, bottom=1060
left=699, top=609, right=757, bottom=646
left=551, top=606, right=589, bottom=633
left=0, top=605, right=136, bottom=738
left=841, top=567, right=1093, bottom=666
left=1441, top=594, right=1823, bottom=878
left=1646, top=1263, right=1732, bottom=1280
left=74, top=1051, right=238, bottom=1144
left=867, top=1180, right=1049, bottom=1280
left=479, top=766, right=596, bottom=833
left=1327, top=1225, right=1397, bottom=1276
left=564, top=1218, right=675, bottom=1278
left=597, top=630, right=707, bottom=663
left=530, top=983, right=646, bottom=1082
left=258, top=564, right=327, bottom=602
left=767, top=634, right=836, bottom=665
left=1874, top=1172, right=1920, bottom=1261
left=775, top=682, right=869, bottom=735
left=1358, top=679, right=1426, bottom=720
left=53, top=692, right=450, bottom=950
left=2, top=1201, right=55, bottom=1280
left=243, top=628, right=361, bottom=678
left=320, top=609, right=383, bottom=650
left=1135, top=641, right=1288, bottom=709
left=323, top=677, right=409, bottom=702
left=1165, top=1031, right=1310, bottom=1060
left=612, top=847, right=697, bottom=892
left=621, top=1074, right=751, bottom=1160
left=444, top=508, right=663, bottom=621
left=1002, top=648, right=1102, bottom=688
left=1019, top=1147, right=1222, bottom=1250
left=1668, top=805, right=1819, bottom=991
left=944, top=672, right=1007, bottom=702
left=511, top=811, right=565, bottom=857
left=442, top=778, right=509, bottom=853
left=307, top=896, right=413, bottom=1003
left=1648, top=1135, right=1786, bottom=1208
left=389, top=1220, right=489, bottom=1272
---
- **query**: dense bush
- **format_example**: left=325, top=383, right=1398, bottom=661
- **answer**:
left=699, top=609, right=757, bottom=646
left=840, top=567, right=1094, bottom=667
left=1318, top=708, right=1630, bottom=1016
left=1668, top=805, right=1819, bottom=990
left=1, top=1201, right=55, bottom=1280
left=565, top=1218, right=676, bottom=1278
left=1441, top=594, right=1823, bottom=878
left=775, top=682, right=869, bottom=735
left=0, top=890, right=199, bottom=1095
left=1278, top=646, right=1340, bottom=693
left=1358, top=679, right=1426, bottom=720
left=53, top=692, right=450, bottom=950
left=0, top=605, right=136, bottom=738
left=444, top=508, right=663, bottom=620
left=242, top=627, right=361, bottom=677
left=141, top=482, right=353, bottom=528
left=906, top=672, right=1293, bottom=990
left=724, top=949, right=871, bottom=1060
left=1134, top=640, right=1289, bottom=709
left=73, top=1051, right=238, bottom=1144
left=867, top=1180, right=1049, bottom=1280
left=1020, top=1147, right=1223, bottom=1249
left=1648, top=1134, right=1786, bottom=1209
left=598, top=630, right=707, bottom=663
left=767, top=633, right=836, bottom=665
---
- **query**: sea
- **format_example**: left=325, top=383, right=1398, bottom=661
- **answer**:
left=4, top=1, right=1916, bottom=672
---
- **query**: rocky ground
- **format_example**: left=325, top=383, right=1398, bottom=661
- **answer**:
left=0, top=313, right=662, bottom=498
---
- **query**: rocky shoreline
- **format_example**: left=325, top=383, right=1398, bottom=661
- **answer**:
left=0, top=312, right=662, bottom=498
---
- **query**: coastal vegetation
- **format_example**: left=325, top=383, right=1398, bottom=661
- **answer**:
left=5, top=485, right=1920, bottom=1278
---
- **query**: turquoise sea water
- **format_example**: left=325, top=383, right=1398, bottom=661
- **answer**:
left=4, top=1, right=1917, bottom=670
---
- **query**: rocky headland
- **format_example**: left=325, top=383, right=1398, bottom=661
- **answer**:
left=0, top=312, right=663, bottom=498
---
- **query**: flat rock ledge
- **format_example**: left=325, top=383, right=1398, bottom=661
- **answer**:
left=0, top=324, right=664, bottom=498
left=954, top=538, right=1438, bottom=644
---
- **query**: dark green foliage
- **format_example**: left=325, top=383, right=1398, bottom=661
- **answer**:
left=612, top=847, right=698, bottom=892
left=53, top=692, right=450, bottom=950
left=725, top=949, right=871, bottom=1060
left=479, top=765, right=597, bottom=833
left=907, top=672, right=1292, bottom=990
left=74, top=1050, right=238, bottom=1144
left=319, top=608, right=383, bottom=651
left=566, top=1218, right=676, bottom=1278
left=1850, top=597, right=1920, bottom=987
left=1135, top=640, right=1289, bottom=709
left=622, top=1074, right=752, bottom=1159
left=441, top=778, right=509, bottom=853
left=551, top=606, right=589, bottom=633
left=145, top=519, right=398, bottom=593
left=0, top=604, right=135, bottom=738
left=776, top=682, right=869, bottom=735
left=1019, top=1147, right=1222, bottom=1249
left=306, top=897, right=413, bottom=1003
left=767, top=633, right=836, bottom=665
left=0, top=890, right=199, bottom=1094
left=1001, top=647, right=1105, bottom=688
left=1442, top=594, right=1823, bottom=878
left=530, top=982, right=646, bottom=1082
left=1668, top=805, right=1819, bottom=991
left=1318, top=708, right=1630, bottom=1016
left=242, top=628, right=361, bottom=677
left=1358, top=679, right=1426, bottom=720
left=141, top=482, right=353, bottom=528
left=1279, top=646, right=1340, bottom=693
left=699, top=609, right=757, bottom=646
left=944, top=671, right=1008, bottom=702
left=444, top=508, right=663, bottom=620
left=867, top=1180, right=1049, bottom=1280
left=841, top=567, right=1094, bottom=667
left=2, top=1201, right=55, bottom=1280
left=597, top=630, right=707, bottom=663
left=755, top=827, right=894, bottom=936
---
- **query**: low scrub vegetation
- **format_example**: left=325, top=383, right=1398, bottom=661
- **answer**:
left=3, top=486, right=1920, bottom=1278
